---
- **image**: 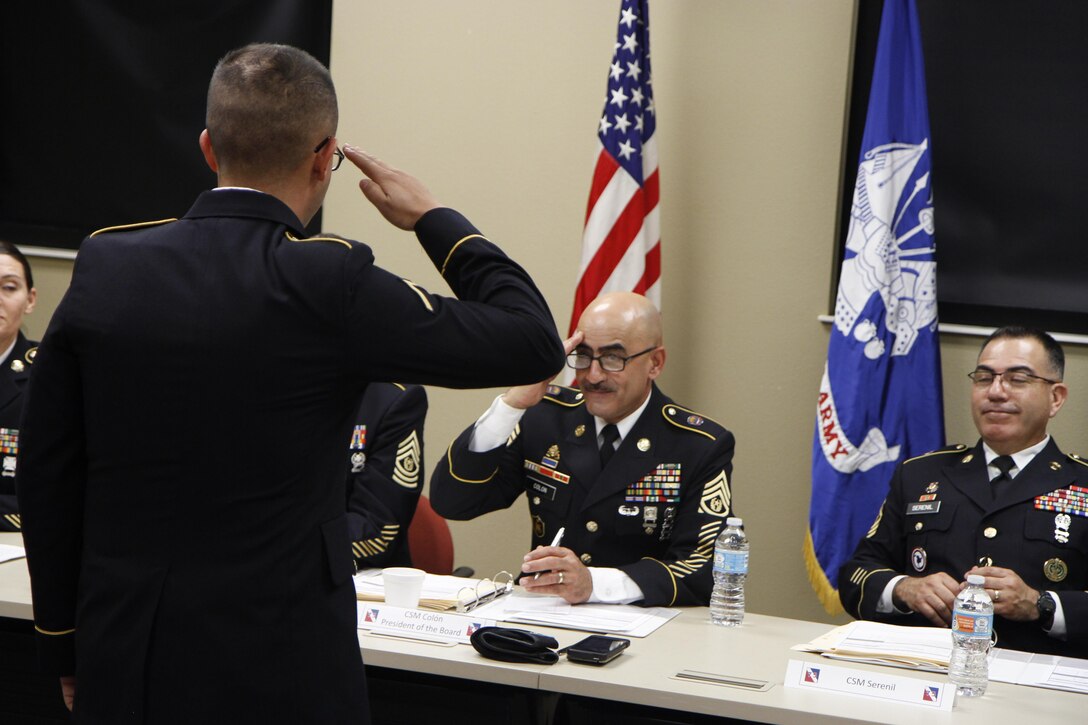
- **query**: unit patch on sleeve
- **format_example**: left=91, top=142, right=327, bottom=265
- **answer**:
left=697, top=470, right=730, bottom=518
left=393, top=431, right=422, bottom=489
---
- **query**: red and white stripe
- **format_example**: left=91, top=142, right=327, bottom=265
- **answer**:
left=568, top=134, right=661, bottom=337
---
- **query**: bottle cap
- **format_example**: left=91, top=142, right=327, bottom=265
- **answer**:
left=726, top=517, right=743, bottom=527
left=966, top=574, right=985, bottom=586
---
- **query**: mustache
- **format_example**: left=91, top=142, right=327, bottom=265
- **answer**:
left=981, top=406, right=1017, bottom=414
left=581, top=382, right=614, bottom=393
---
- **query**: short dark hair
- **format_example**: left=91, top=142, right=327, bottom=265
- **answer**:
left=206, top=44, right=337, bottom=180
left=980, top=326, right=1064, bottom=380
left=0, top=241, right=34, bottom=289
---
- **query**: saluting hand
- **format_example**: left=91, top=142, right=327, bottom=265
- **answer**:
left=344, top=146, right=440, bottom=230
left=501, top=331, right=584, bottom=409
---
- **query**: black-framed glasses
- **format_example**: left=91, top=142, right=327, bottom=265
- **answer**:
left=967, top=369, right=1060, bottom=389
left=566, top=346, right=656, bottom=373
left=314, top=136, right=344, bottom=171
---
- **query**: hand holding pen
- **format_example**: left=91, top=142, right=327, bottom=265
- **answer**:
left=521, top=526, right=593, bottom=604
left=533, top=527, right=565, bottom=580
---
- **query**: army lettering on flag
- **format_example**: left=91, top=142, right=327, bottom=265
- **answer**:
left=805, top=0, right=945, bottom=615
left=568, top=0, right=660, bottom=339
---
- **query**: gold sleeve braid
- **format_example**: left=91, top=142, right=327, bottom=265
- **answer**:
left=352, top=524, right=400, bottom=559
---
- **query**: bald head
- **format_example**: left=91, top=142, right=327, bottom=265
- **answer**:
left=574, top=293, right=665, bottom=423
left=577, top=292, right=662, bottom=349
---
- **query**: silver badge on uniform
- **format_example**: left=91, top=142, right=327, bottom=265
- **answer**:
left=1, top=456, right=15, bottom=477
left=350, top=451, right=366, bottom=473
left=618, top=505, right=639, bottom=516
left=911, top=546, right=927, bottom=572
left=1054, top=513, right=1072, bottom=544
left=643, top=505, right=658, bottom=535
left=659, top=506, right=676, bottom=541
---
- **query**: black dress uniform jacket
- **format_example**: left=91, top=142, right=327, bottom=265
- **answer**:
left=430, top=384, right=735, bottom=607
left=346, top=383, right=427, bottom=569
left=0, top=332, right=36, bottom=531
left=839, top=439, right=1088, bottom=657
left=17, top=189, right=562, bottom=724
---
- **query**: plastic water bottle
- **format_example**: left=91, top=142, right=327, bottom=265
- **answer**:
left=710, top=517, right=748, bottom=626
left=948, top=574, right=993, bottom=697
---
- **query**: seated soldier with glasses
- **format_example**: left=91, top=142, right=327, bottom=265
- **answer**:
left=430, top=292, right=736, bottom=607
left=840, top=326, right=1088, bottom=657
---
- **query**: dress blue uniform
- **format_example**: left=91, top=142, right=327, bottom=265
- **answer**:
left=0, top=332, right=36, bottom=531
left=17, top=189, right=562, bottom=724
left=346, top=383, right=427, bottom=569
left=431, top=384, right=735, bottom=607
left=839, top=439, right=1088, bottom=657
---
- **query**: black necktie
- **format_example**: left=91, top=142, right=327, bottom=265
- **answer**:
left=991, top=455, right=1015, bottom=499
left=599, top=424, right=620, bottom=468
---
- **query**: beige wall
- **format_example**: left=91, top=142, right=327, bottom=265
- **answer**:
left=20, top=0, right=1088, bottom=625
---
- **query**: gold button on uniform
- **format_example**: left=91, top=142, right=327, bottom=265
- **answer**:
left=914, top=522, right=923, bottom=531
left=983, top=527, right=997, bottom=539
left=532, top=497, right=541, bottom=505
left=585, top=521, right=598, bottom=533
left=580, top=553, right=592, bottom=564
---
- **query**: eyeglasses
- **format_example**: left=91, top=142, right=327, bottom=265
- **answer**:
left=314, top=136, right=344, bottom=171
left=967, top=369, right=1060, bottom=389
left=566, top=346, right=656, bottom=372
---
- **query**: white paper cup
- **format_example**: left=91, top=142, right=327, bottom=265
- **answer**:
left=382, top=567, right=425, bottom=608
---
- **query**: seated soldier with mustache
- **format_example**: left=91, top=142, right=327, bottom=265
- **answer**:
left=840, top=326, right=1088, bottom=657
left=430, top=292, right=736, bottom=606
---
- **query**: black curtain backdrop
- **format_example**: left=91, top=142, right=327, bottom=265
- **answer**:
left=840, top=0, right=1088, bottom=335
left=0, top=0, right=333, bottom=248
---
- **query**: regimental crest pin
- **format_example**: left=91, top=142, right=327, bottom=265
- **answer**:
left=1044, top=557, right=1068, bottom=582
left=911, top=546, right=927, bottom=572
left=574, top=424, right=586, bottom=437
left=532, top=515, right=545, bottom=539
left=636, top=437, right=651, bottom=452
left=961, top=454, right=974, bottom=464
left=925, top=482, right=939, bottom=494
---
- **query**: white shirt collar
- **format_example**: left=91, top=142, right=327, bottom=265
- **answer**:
left=595, top=388, right=654, bottom=444
left=982, top=436, right=1050, bottom=479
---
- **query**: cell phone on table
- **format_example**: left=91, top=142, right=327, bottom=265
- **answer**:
left=561, top=635, right=631, bottom=665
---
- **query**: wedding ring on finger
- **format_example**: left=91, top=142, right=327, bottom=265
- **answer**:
left=992, top=589, right=1000, bottom=601
left=558, top=571, right=565, bottom=585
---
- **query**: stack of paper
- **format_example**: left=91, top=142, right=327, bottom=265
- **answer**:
left=796, top=620, right=1088, bottom=695
left=472, top=592, right=680, bottom=638
left=792, top=620, right=952, bottom=672
left=353, top=569, right=504, bottom=611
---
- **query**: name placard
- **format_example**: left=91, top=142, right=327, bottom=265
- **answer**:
left=784, top=659, right=954, bottom=711
left=356, top=603, right=496, bottom=644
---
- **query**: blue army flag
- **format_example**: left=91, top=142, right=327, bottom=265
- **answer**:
left=805, top=0, right=944, bottom=614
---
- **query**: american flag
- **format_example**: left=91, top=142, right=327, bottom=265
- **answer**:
left=568, top=0, right=660, bottom=336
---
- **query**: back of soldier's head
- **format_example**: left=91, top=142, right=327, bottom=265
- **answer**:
left=206, top=44, right=337, bottom=181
